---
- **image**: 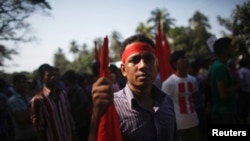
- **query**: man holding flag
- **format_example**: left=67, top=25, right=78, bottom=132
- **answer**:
left=88, top=34, right=181, bottom=141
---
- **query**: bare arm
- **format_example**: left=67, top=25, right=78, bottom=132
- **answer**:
left=217, top=80, right=240, bottom=101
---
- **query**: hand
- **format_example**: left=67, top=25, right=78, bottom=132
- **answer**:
left=91, top=77, right=113, bottom=119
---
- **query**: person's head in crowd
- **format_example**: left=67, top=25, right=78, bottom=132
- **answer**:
left=40, top=65, right=58, bottom=89
left=213, top=37, right=234, bottom=58
left=169, top=50, right=188, bottom=71
left=188, top=58, right=200, bottom=76
left=119, top=34, right=158, bottom=88
left=38, top=63, right=51, bottom=78
left=12, top=73, right=29, bottom=95
left=61, top=69, right=78, bottom=87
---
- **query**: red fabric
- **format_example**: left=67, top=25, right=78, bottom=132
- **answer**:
left=178, top=82, right=185, bottom=93
left=155, top=22, right=174, bottom=83
left=99, top=36, right=109, bottom=77
left=98, top=36, right=122, bottom=141
left=187, top=82, right=193, bottom=92
left=121, top=42, right=155, bottom=63
left=178, top=97, right=187, bottom=114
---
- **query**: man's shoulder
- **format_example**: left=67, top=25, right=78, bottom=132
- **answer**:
left=211, top=60, right=225, bottom=68
left=114, top=89, right=125, bottom=99
left=163, top=73, right=173, bottom=81
left=7, top=93, right=21, bottom=104
left=31, top=91, right=45, bottom=102
left=187, top=74, right=197, bottom=81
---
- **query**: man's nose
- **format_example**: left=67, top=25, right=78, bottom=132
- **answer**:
left=138, top=58, right=148, bottom=69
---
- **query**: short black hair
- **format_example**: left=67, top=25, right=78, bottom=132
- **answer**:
left=169, top=50, right=186, bottom=70
left=38, top=63, right=51, bottom=77
left=213, top=37, right=232, bottom=56
left=120, top=34, right=155, bottom=59
left=61, top=69, right=77, bottom=83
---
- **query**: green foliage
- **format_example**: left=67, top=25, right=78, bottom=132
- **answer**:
left=217, top=1, right=250, bottom=58
left=169, top=27, right=191, bottom=51
left=6, top=4, right=250, bottom=79
left=109, top=31, right=123, bottom=62
left=169, top=11, right=212, bottom=58
left=147, top=8, right=176, bottom=33
left=0, top=44, right=18, bottom=66
left=189, top=11, right=211, bottom=29
left=135, top=22, right=153, bottom=39
left=53, top=48, right=70, bottom=75
left=135, top=9, right=212, bottom=59
left=135, top=8, right=176, bottom=39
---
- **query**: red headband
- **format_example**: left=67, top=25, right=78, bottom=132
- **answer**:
left=121, top=42, right=155, bottom=63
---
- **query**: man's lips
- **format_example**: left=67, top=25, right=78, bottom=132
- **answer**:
left=136, top=73, right=151, bottom=79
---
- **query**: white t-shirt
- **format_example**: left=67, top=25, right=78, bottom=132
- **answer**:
left=162, top=74, right=199, bottom=129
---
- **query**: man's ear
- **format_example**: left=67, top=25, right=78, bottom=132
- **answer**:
left=120, top=63, right=127, bottom=77
left=155, top=57, right=158, bottom=66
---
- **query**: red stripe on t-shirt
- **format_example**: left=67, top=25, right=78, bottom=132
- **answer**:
left=178, top=96, right=187, bottom=114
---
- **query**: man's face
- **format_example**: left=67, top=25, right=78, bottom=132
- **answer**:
left=175, top=55, right=189, bottom=71
left=121, top=42, right=157, bottom=88
left=14, top=78, right=28, bottom=94
left=43, top=69, right=58, bottom=89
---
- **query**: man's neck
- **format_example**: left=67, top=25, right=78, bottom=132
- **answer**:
left=217, top=56, right=229, bottom=64
left=129, top=84, right=154, bottom=111
left=175, top=71, right=188, bottom=78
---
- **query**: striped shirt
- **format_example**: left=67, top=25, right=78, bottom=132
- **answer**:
left=114, top=84, right=181, bottom=141
left=30, top=87, right=75, bottom=141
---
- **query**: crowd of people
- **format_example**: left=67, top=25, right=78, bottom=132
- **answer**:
left=0, top=34, right=249, bottom=141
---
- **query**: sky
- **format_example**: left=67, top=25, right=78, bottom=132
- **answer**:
left=2, top=0, right=247, bottom=73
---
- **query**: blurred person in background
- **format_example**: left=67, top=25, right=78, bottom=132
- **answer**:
left=7, top=74, right=37, bottom=141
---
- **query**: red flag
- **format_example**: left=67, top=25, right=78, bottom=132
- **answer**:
left=155, top=22, right=174, bottom=83
left=98, top=36, right=122, bottom=141
left=99, top=36, right=109, bottom=77
left=163, top=33, right=174, bottom=80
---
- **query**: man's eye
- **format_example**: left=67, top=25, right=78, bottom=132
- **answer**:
left=129, top=56, right=141, bottom=64
left=144, top=54, right=155, bottom=62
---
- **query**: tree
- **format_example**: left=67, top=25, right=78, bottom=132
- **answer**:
left=53, top=47, right=70, bottom=75
left=217, top=1, right=250, bottom=58
left=135, top=8, right=175, bottom=41
left=189, top=11, right=211, bottom=30
left=147, top=8, right=176, bottom=33
left=168, top=26, right=192, bottom=51
left=109, top=31, right=122, bottom=62
left=74, top=43, right=93, bottom=74
left=135, top=22, right=153, bottom=39
left=0, top=0, right=51, bottom=41
left=188, top=11, right=212, bottom=57
left=0, top=0, right=51, bottom=66
left=169, top=11, right=212, bottom=58
left=69, top=40, right=80, bottom=60
left=0, top=44, right=17, bottom=66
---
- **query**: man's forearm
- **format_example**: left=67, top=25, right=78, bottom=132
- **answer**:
left=88, top=113, right=100, bottom=141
